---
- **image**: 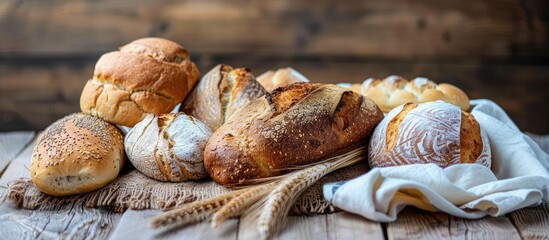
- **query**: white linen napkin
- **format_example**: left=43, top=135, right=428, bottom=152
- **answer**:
left=323, top=99, right=549, bottom=221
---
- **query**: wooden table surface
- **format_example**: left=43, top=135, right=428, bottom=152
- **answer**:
left=1, top=131, right=548, bottom=240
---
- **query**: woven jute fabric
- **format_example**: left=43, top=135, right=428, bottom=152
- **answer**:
left=6, top=162, right=369, bottom=214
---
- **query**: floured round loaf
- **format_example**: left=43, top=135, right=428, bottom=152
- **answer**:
left=368, top=101, right=491, bottom=168
left=205, top=83, right=384, bottom=186
left=80, top=37, right=200, bottom=127
left=30, top=113, right=125, bottom=196
left=360, top=76, right=470, bottom=112
left=125, top=113, right=212, bottom=182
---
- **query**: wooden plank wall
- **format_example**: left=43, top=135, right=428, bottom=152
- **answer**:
left=1, top=0, right=548, bottom=133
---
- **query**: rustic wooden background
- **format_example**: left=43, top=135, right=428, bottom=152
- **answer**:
left=0, top=0, right=548, bottom=133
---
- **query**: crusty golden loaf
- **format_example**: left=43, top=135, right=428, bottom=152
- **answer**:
left=204, top=83, right=384, bottom=186
left=181, top=64, right=267, bottom=131
left=30, top=113, right=125, bottom=196
left=80, top=37, right=200, bottom=127
left=368, top=101, right=491, bottom=168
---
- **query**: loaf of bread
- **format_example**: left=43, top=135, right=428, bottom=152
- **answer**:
left=368, top=101, right=491, bottom=169
left=358, top=76, right=470, bottom=112
left=181, top=64, right=267, bottom=131
left=125, top=113, right=212, bottom=182
left=80, top=37, right=200, bottom=127
left=204, top=83, right=384, bottom=186
left=30, top=113, right=125, bottom=196
left=256, top=67, right=309, bottom=92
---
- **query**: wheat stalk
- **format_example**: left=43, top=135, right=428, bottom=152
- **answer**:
left=150, top=146, right=366, bottom=238
left=255, top=147, right=365, bottom=239
left=211, top=182, right=276, bottom=227
left=154, top=207, right=216, bottom=234
left=151, top=188, right=247, bottom=228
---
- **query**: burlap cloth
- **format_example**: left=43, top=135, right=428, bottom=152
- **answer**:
left=6, top=162, right=369, bottom=214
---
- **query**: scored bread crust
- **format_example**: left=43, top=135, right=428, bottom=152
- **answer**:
left=368, top=101, right=491, bottom=168
left=360, top=76, right=470, bottom=112
left=80, top=38, right=200, bottom=127
left=204, top=83, right=384, bottom=186
left=30, top=113, right=125, bottom=196
left=181, top=64, right=267, bottom=131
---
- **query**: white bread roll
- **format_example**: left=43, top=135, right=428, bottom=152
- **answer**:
left=125, top=113, right=212, bottom=182
left=360, top=76, right=470, bottom=112
left=257, top=67, right=309, bottom=92
left=30, top=113, right=125, bottom=196
left=368, top=101, right=491, bottom=168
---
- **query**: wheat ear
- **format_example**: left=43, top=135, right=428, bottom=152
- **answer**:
left=151, top=188, right=247, bottom=228
left=256, top=147, right=365, bottom=239
left=211, top=182, right=276, bottom=227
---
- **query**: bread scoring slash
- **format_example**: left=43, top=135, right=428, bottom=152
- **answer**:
left=204, top=83, right=384, bottom=186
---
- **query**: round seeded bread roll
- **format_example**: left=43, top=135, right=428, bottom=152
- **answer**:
left=125, top=113, right=212, bottom=182
left=368, top=101, right=491, bottom=168
left=30, top=113, right=125, bottom=196
left=360, top=76, right=470, bottom=113
left=80, top=37, right=200, bottom=127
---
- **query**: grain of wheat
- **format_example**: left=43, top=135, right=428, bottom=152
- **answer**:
left=212, top=182, right=276, bottom=227
left=151, top=188, right=247, bottom=228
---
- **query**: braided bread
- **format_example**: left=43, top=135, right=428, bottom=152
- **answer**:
left=355, top=75, right=470, bottom=112
left=80, top=38, right=200, bottom=127
left=204, top=83, right=384, bottom=186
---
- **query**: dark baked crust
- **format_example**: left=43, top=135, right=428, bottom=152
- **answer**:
left=204, top=83, right=384, bottom=186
